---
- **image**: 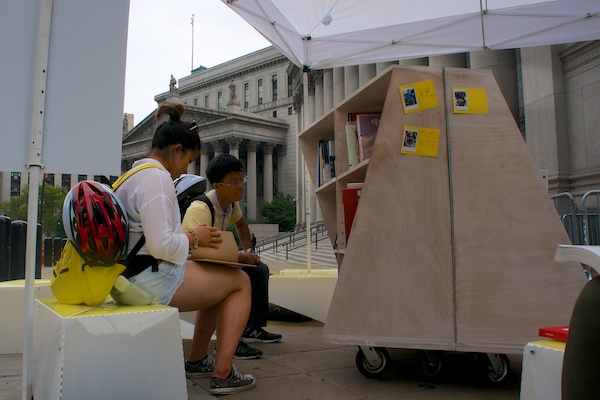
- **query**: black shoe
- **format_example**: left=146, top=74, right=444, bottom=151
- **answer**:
left=234, top=340, right=262, bottom=360
left=209, top=365, right=255, bottom=394
left=242, top=327, right=282, bottom=343
left=184, top=355, right=214, bottom=377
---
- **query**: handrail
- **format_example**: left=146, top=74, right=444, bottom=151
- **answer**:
left=255, top=221, right=331, bottom=260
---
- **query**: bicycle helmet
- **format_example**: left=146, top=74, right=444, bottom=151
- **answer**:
left=62, top=180, right=129, bottom=266
left=174, top=174, right=207, bottom=202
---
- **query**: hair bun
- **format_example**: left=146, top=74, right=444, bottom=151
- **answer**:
left=155, top=102, right=184, bottom=123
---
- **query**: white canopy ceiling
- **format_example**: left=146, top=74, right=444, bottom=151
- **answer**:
left=223, top=0, right=600, bottom=69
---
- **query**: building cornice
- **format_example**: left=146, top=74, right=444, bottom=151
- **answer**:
left=561, top=41, right=600, bottom=79
left=155, top=55, right=289, bottom=102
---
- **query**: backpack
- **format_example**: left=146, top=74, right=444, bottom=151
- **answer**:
left=50, top=164, right=160, bottom=306
left=179, top=191, right=236, bottom=226
left=174, top=174, right=237, bottom=226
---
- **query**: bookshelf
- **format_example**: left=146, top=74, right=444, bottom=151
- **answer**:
left=299, top=65, right=588, bottom=354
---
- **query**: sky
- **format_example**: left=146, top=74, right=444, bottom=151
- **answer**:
left=124, top=0, right=270, bottom=124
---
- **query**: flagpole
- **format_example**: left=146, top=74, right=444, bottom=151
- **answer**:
left=190, top=14, right=194, bottom=71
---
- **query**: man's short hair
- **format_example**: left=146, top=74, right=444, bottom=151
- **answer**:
left=206, top=154, right=244, bottom=185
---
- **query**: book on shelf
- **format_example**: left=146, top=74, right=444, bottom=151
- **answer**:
left=356, top=113, right=381, bottom=162
left=317, top=139, right=335, bottom=187
left=345, top=121, right=359, bottom=168
left=342, top=183, right=363, bottom=242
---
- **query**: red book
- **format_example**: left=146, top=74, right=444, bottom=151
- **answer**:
left=538, top=326, right=569, bottom=342
left=342, top=187, right=362, bottom=242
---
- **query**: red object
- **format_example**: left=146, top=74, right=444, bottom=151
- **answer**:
left=539, top=326, right=569, bottom=342
left=342, top=188, right=361, bottom=242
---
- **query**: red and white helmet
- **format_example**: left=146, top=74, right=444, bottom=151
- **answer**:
left=62, top=181, right=128, bottom=266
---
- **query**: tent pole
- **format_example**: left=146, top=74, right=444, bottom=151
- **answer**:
left=22, top=1, right=52, bottom=399
left=303, top=69, right=311, bottom=274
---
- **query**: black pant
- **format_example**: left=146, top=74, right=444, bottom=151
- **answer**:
left=242, top=262, right=269, bottom=329
left=562, top=275, right=600, bottom=400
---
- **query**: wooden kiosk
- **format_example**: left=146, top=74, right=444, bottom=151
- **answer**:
left=299, top=66, right=586, bottom=377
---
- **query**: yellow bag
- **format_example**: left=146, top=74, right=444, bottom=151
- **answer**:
left=50, top=243, right=126, bottom=305
left=50, top=164, right=160, bottom=306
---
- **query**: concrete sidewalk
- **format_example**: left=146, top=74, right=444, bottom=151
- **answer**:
left=1, top=318, right=522, bottom=400
left=183, top=320, right=522, bottom=400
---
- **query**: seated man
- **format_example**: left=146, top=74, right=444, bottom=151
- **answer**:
left=179, top=154, right=282, bottom=360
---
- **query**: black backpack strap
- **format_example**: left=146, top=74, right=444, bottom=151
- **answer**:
left=193, top=193, right=216, bottom=226
left=121, top=235, right=159, bottom=279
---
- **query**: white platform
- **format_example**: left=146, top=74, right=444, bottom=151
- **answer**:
left=33, top=298, right=187, bottom=400
left=520, top=340, right=565, bottom=400
left=0, top=279, right=52, bottom=354
left=269, top=273, right=338, bottom=323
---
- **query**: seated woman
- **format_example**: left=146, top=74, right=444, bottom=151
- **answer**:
left=112, top=102, right=255, bottom=395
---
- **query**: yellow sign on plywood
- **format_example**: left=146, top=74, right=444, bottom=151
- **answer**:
left=401, top=126, right=440, bottom=158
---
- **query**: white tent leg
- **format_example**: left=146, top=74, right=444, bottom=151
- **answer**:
left=303, top=70, right=311, bottom=274
left=22, top=1, right=52, bottom=399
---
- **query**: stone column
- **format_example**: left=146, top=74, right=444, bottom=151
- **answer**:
left=333, top=67, right=345, bottom=106
left=470, top=49, right=519, bottom=122
left=187, top=161, right=195, bottom=174
left=276, top=146, right=286, bottom=194
left=376, top=61, right=397, bottom=74
left=211, top=140, right=223, bottom=157
left=200, top=145, right=210, bottom=177
left=246, top=140, right=259, bottom=220
left=263, top=143, right=275, bottom=203
left=1, top=172, right=10, bottom=202
left=226, top=137, right=242, bottom=159
left=313, top=71, right=324, bottom=119
left=70, top=174, right=78, bottom=190
left=429, top=53, right=467, bottom=68
left=359, top=64, right=377, bottom=87
left=344, top=66, right=359, bottom=97
left=520, top=45, right=569, bottom=192
left=308, top=75, right=316, bottom=125
left=323, top=69, right=333, bottom=112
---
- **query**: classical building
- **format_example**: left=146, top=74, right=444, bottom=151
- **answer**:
left=3, top=42, right=600, bottom=228
left=121, top=47, right=296, bottom=221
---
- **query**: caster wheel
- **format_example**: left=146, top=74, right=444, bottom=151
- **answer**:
left=355, top=347, right=390, bottom=378
left=477, top=353, right=510, bottom=385
left=412, top=350, right=443, bottom=379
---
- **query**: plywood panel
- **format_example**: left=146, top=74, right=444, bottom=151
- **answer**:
left=445, top=68, right=587, bottom=352
left=323, top=67, right=456, bottom=350
left=320, top=66, right=586, bottom=355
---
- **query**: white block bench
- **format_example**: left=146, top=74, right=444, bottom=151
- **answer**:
left=0, top=279, right=52, bottom=354
left=33, top=298, right=187, bottom=400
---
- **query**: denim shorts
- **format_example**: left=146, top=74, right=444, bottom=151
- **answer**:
left=110, top=260, right=185, bottom=306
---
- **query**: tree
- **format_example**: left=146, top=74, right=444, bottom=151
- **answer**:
left=260, top=192, right=296, bottom=232
left=0, top=183, right=67, bottom=238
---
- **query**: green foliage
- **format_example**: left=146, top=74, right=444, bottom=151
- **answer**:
left=260, top=192, right=296, bottom=232
left=0, top=183, right=67, bottom=238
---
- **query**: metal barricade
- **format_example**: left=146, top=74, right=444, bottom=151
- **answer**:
left=551, top=192, right=582, bottom=244
left=581, top=190, right=600, bottom=245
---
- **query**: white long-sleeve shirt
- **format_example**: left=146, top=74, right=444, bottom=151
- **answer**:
left=115, top=158, right=188, bottom=266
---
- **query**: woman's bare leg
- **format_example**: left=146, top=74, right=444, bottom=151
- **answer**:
left=169, top=261, right=251, bottom=378
left=186, top=307, right=219, bottom=362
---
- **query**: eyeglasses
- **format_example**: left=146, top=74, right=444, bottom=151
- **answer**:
left=219, top=176, right=247, bottom=187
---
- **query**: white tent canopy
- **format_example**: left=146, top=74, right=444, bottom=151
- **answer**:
left=223, top=0, right=600, bottom=69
